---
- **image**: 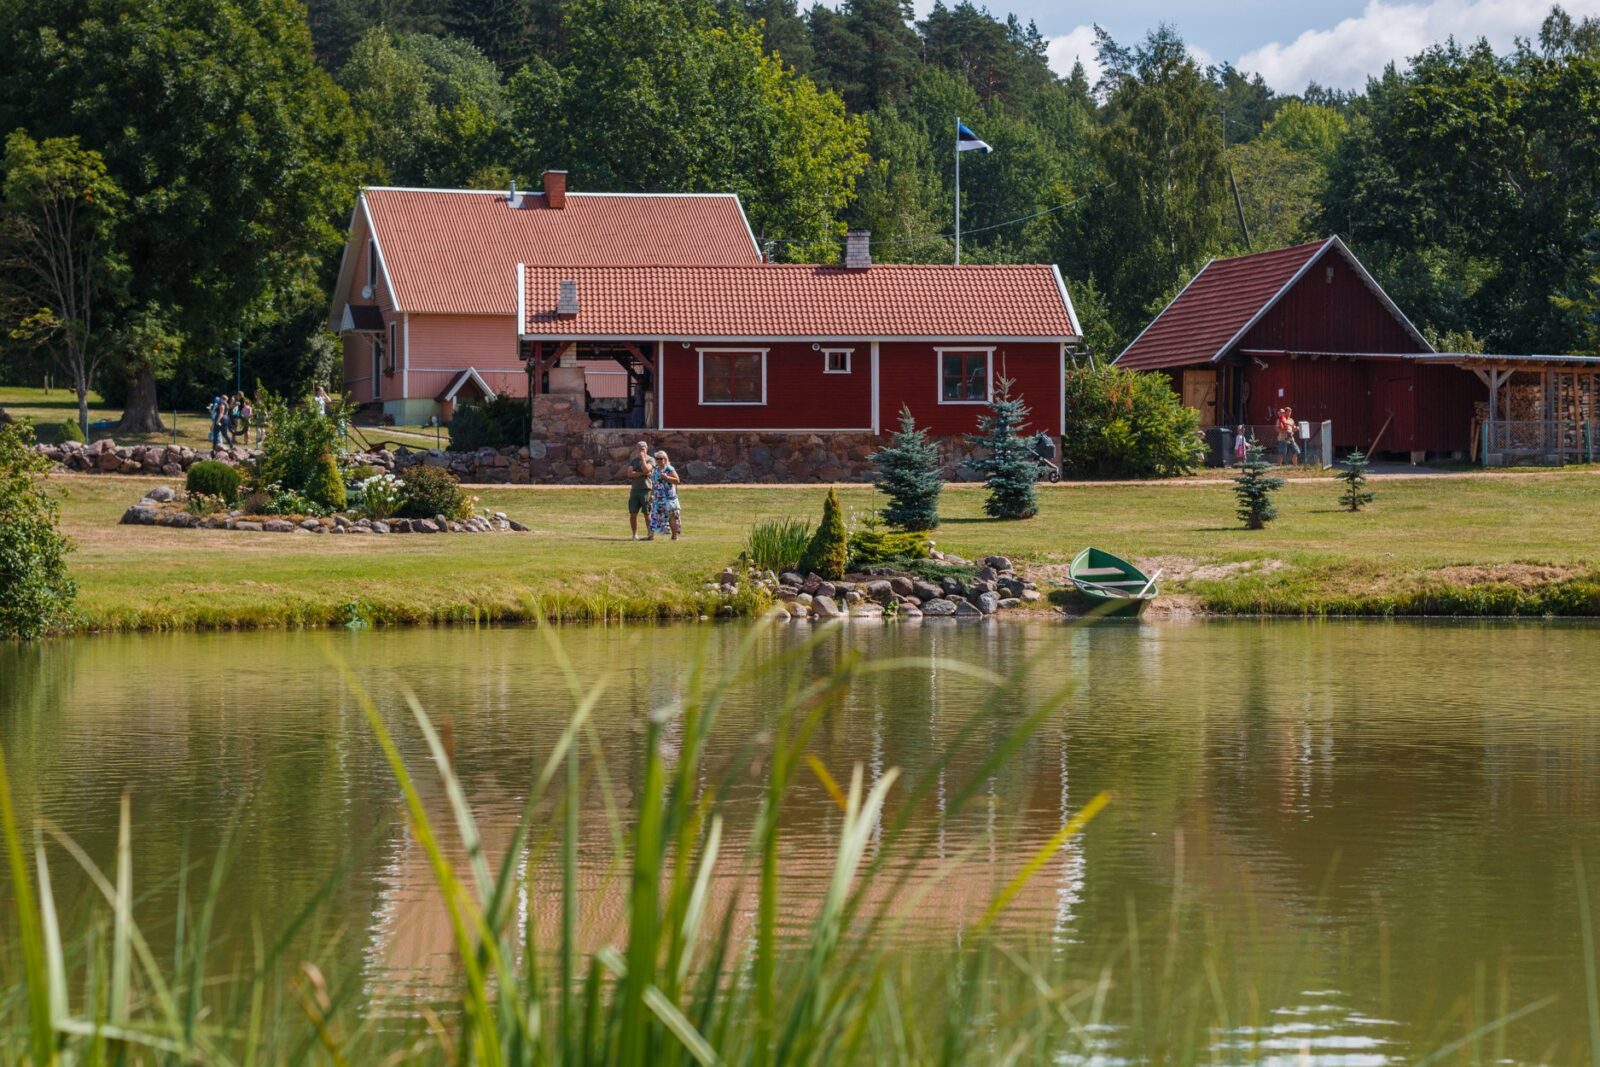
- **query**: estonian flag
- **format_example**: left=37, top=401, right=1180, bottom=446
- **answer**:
left=956, top=122, right=992, bottom=154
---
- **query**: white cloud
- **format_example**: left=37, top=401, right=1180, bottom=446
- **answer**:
left=1237, top=0, right=1600, bottom=92
left=1046, top=25, right=1102, bottom=84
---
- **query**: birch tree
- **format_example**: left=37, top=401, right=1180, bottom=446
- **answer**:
left=0, top=131, right=125, bottom=439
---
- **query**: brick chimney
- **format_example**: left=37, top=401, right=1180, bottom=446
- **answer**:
left=843, top=230, right=871, bottom=270
left=557, top=279, right=579, bottom=317
left=543, top=169, right=568, bottom=209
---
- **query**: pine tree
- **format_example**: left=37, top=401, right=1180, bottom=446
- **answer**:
left=798, top=487, right=848, bottom=579
left=872, top=405, right=943, bottom=531
left=1234, top=445, right=1285, bottom=529
left=967, top=377, right=1038, bottom=520
left=1337, top=449, right=1375, bottom=511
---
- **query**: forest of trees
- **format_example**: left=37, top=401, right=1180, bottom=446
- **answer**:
left=1, top=0, right=1598, bottom=427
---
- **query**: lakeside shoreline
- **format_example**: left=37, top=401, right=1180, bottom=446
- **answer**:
left=35, top=469, right=1600, bottom=635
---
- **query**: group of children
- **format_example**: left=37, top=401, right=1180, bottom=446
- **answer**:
left=1230, top=406, right=1305, bottom=466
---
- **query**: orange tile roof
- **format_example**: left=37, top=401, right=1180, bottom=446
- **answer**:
left=362, top=188, right=762, bottom=316
left=1116, top=240, right=1331, bottom=371
left=519, top=264, right=1079, bottom=339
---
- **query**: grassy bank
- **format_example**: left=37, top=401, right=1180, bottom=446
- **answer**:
left=39, top=468, right=1600, bottom=632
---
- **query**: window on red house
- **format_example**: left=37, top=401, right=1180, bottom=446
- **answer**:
left=701, top=351, right=764, bottom=404
left=940, top=351, right=989, bottom=402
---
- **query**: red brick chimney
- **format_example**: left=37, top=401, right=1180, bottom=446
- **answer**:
left=543, top=169, right=568, bottom=209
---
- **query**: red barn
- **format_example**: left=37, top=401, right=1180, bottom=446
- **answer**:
left=1116, top=237, right=1483, bottom=458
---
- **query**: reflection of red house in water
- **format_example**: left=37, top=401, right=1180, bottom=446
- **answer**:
left=330, top=170, right=1081, bottom=437
left=1117, top=237, right=1483, bottom=458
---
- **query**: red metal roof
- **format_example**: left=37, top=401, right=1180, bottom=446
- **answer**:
left=361, top=188, right=762, bottom=316
left=519, top=264, right=1079, bottom=339
left=1116, top=240, right=1332, bottom=371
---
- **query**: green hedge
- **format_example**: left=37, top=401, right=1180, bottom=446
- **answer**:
left=1062, top=365, right=1205, bottom=478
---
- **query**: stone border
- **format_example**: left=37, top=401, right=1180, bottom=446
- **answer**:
left=714, top=553, right=1044, bottom=620
left=118, top=486, right=529, bottom=535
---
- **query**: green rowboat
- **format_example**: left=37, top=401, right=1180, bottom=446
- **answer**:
left=1069, top=548, right=1160, bottom=616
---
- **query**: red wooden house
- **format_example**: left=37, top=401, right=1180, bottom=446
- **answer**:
left=331, top=171, right=1081, bottom=439
left=1116, top=237, right=1483, bottom=457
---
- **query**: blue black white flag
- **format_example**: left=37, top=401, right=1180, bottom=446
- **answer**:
left=956, top=122, right=992, bottom=154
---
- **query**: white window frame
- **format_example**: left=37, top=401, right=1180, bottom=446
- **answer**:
left=697, top=348, right=768, bottom=406
left=936, top=347, right=993, bottom=405
left=822, top=348, right=853, bottom=374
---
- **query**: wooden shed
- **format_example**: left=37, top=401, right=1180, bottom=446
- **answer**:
left=1115, top=238, right=1485, bottom=459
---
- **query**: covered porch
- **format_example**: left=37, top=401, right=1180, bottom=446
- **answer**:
left=519, top=340, right=659, bottom=430
left=1418, top=353, right=1600, bottom=466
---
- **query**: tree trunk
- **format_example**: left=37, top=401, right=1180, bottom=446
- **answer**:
left=113, top=364, right=166, bottom=435
left=76, top=370, right=90, bottom=441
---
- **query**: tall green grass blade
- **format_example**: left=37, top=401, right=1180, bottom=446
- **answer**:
left=111, top=791, right=131, bottom=1025
left=975, top=791, right=1110, bottom=934
left=32, top=834, right=67, bottom=1034
left=1577, top=849, right=1600, bottom=1067
left=0, top=738, right=54, bottom=1064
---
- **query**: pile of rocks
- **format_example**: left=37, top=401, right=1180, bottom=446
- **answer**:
left=117, top=486, right=529, bottom=535
left=711, top=554, right=1044, bottom=620
left=36, top=438, right=397, bottom=477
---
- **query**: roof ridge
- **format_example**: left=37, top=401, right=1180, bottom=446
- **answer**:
left=362, top=185, right=742, bottom=199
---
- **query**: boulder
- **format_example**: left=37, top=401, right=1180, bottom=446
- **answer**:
left=954, top=599, right=983, bottom=617
left=998, top=577, right=1025, bottom=598
left=508, top=520, right=530, bottom=532
left=984, top=556, right=1013, bottom=572
left=911, top=580, right=943, bottom=602
left=940, top=576, right=964, bottom=597
left=815, top=581, right=837, bottom=600
left=921, top=598, right=958, bottom=617
left=233, top=520, right=263, bottom=532
left=299, top=519, right=321, bottom=531
left=263, top=519, right=295, bottom=533
left=780, top=571, right=804, bottom=587
left=120, top=506, right=159, bottom=525
left=975, top=566, right=998, bottom=582
left=888, top=576, right=914, bottom=596
left=147, top=485, right=176, bottom=502
left=864, top=579, right=894, bottom=603
left=900, top=605, right=923, bottom=618
left=1021, top=589, right=1043, bottom=603
left=415, top=519, right=440, bottom=533
left=813, top=595, right=844, bottom=618
left=997, top=598, right=1023, bottom=610
left=370, top=521, right=390, bottom=534
left=976, top=592, right=999, bottom=615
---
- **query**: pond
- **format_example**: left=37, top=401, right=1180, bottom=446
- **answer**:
left=2, top=619, right=1598, bottom=1062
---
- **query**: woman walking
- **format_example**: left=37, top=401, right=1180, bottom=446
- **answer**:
left=649, top=449, right=681, bottom=541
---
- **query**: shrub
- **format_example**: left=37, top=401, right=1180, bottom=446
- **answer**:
left=343, top=463, right=378, bottom=486
left=185, top=492, right=227, bottom=515
left=1061, top=365, right=1205, bottom=478
left=847, top=517, right=931, bottom=571
left=257, top=485, right=328, bottom=517
left=744, top=517, right=812, bottom=573
left=186, top=459, right=242, bottom=503
left=1234, top=445, right=1285, bottom=529
left=56, top=418, right=85, bottom=444
left=0, top=421, right=76, bottom=639
left=872, top=406, right=942, bottom=531
left=967, top=377, right=1038, bottom=520
left=256, top=388, right=348, bottom=498
left=354, top=473, right=406, bottom=520
left=1338, top=449, right=1375, bottom=511
left=400, top=465, right=470, bottom=520
left=448, top=393, right=530, bottom=451
left=304, top=452, right=347, bottom=511
left=797, top=488, right=848, bottom=579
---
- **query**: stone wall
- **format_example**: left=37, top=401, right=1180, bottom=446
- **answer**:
left=35, top=394, right=996, bottom=484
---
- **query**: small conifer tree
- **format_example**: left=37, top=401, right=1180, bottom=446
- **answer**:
left=798, top=487, right=848, bottom=579
left=1337, top=449, right=1374, bottom=511
left=1234, top=445, right=1285, bottom=529
left=967, top=377, right=1038, bottom=520
left=872, top=405, right=943, bottom=531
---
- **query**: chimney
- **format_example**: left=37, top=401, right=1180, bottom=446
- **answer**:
left=843, top=230, right=871, bottom=270
left=543, top=169, right=568, bottom=209
left=557, top=279, right=579, bottom=317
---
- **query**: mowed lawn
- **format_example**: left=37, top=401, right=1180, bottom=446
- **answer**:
left=46, top=469, right=1600, bottom=631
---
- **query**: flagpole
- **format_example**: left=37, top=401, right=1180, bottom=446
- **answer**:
left=954, top=116, right=961, bottom=265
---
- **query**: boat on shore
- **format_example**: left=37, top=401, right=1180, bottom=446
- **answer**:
left=1069, top=548, right=1160, bottom=616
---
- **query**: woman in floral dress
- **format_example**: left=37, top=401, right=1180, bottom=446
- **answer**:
left=648, top=450, right=681, bottom=540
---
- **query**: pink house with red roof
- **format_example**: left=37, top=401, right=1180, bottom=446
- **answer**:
left=330, top=171, right=1081, bottom=438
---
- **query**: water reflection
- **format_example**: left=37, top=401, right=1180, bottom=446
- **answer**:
left=2, top=619, right=1598, bottom=1061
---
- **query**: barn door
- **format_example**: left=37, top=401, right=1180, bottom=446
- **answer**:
left=1369, top=368, right=1415, bottom=454
left=1181, top=369, right=1219, bottom=427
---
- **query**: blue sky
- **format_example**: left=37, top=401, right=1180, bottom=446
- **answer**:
left=921, top=0, right=1600, bottom=91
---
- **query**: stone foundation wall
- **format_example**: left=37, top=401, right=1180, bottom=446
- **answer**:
left=35, top=394, right=997, bottom=484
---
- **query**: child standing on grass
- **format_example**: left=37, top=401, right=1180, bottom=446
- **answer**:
left=649, top=450, right=681, bottom=541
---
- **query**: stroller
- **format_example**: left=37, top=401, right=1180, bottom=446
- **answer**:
left=1031, top=433, right=1062, bottom=483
